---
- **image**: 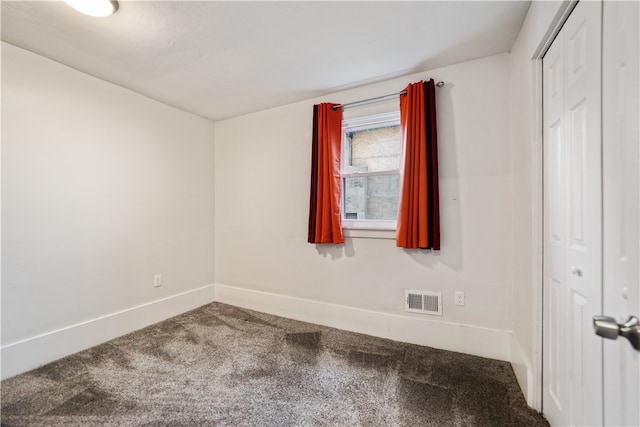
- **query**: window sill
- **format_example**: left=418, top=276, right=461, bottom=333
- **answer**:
left=343, top=229, right=396, bottom=240
left=342, top=220, right=396, bottom=239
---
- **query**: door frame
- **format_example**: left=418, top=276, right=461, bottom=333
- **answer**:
left=529, top=0, right=579, bottom=412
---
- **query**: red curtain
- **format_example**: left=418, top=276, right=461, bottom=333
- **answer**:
left=396, top=80, right=440, bottom=249
left=308, top=103, right=344, bottom=244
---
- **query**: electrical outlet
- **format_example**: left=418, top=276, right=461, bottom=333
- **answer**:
left=454, top=291, right=465, bottom=306
left=154, top=274, right=162, bottom=288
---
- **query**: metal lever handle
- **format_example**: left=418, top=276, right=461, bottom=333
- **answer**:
left=593, top=315, right=640, bottom=351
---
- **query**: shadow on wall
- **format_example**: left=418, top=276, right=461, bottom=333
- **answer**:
left=403, top=84, right=463, bottom=271
left=314, top=238, right=356, bottom=260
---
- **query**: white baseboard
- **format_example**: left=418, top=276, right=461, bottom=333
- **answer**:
left=510, top=334, right=539, bottom=410
left=215, top=284, right=511, bottom=362
left=1, top=285, right=215, bottom=380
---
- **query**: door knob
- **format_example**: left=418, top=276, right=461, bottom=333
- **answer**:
left=593, top=315, right=640, bottom=351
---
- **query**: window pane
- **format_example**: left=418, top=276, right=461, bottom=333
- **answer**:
left=343, top=174, right=400, bottom=220
left=345, top=125, right=400, bottom=173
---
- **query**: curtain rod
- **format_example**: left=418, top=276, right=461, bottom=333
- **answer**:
left=332, top=81, right=445, bottom=110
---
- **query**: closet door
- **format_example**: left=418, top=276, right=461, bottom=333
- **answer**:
left=542, top=1, right=603, bottom=425
left=601, top=1, right=640, bottom=425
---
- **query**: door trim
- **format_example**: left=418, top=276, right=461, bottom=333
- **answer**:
left=530, top=0, right=578, bottom=411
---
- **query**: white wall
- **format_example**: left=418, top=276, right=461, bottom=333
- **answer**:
left=214, top=53, right=514, bottom=361
left=509, top=0, right=567, bottom=408
left=1, top=43, right=216, bottom=378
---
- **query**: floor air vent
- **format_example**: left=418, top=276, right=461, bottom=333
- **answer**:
left=405, top=290, right=442, bottom=316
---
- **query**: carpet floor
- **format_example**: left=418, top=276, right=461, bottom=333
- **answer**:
left=1, top=302, right=548, bottom=426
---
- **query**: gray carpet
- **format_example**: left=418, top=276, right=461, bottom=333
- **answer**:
left=1, top=302, right=548, bottom=426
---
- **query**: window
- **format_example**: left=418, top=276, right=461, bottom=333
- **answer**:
left=341, top=112, right=401, bottom=230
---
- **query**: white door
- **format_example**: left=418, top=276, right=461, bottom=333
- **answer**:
left=542, top=1, right=603, bottom=425
left=601, top=1, right=640, bottom=425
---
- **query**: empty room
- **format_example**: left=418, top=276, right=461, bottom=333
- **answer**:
left=1, top=0, right=638, bottom=425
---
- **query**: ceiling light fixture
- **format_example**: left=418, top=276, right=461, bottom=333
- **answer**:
left=64, top=0, right=118, bottom=17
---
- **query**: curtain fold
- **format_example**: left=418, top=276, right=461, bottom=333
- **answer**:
left=396, top=80, right=440, bottom=250
left=308, top=103, right=344, bottom=244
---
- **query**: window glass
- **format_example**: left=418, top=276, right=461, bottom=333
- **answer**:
left=343, top=174, right=400, bottom=220
left=345, top=125, right=401, bottom=173
left=341, top=112, right=401, bottom=227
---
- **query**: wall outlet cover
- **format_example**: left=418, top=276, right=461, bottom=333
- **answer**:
left=455, top=291, right=465, bottom=306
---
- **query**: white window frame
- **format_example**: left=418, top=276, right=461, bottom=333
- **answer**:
left=341, top=111, right=401, bottom=234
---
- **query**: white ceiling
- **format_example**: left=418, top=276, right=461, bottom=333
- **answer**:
left=1, top=1, right=530, bottom=121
